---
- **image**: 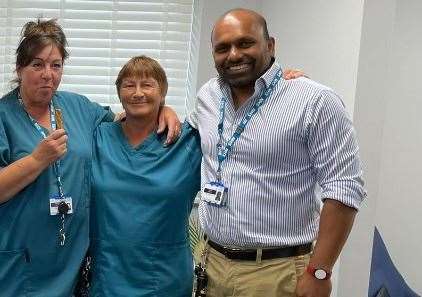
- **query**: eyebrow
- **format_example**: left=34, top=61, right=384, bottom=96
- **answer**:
left=122, top=78, right=157, bottom=83
left=32, top=57, right=63, bottom=63
left=214, top=36, right=256, bottom=47
left=121, top=80, right=135, bottom=84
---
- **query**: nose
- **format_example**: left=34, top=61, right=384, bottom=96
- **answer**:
left=227, top=46, right=242, bottom=61
left=133, top=85, right=145, bottom=98
left=41, top=65, right=53, bottom=80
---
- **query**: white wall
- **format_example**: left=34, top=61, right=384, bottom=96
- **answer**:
left=261, top=0, right=364, bottom=115
left=338, top=0, right=398, bottom=296
left=340, top=0, right=422, bottom=295
left=371, top=0, right=422, bottom=292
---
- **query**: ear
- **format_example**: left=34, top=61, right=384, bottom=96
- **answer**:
left=268, top=37, right=275, bottom=57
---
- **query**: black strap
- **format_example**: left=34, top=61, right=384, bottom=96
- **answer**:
left=208, top=239, right=312, bottom=261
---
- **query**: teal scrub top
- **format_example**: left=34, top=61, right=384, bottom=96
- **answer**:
left=0, top=88, right=113, bottom=297
left=90, top=121, right=201, bottom=297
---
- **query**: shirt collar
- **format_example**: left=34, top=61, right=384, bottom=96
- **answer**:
left=260, top=59, right=282, bottom=89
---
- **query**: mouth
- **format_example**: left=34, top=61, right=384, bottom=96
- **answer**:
left=127, top=101, right=148, bottom=105
left=225, top=63, right=252, bottom=75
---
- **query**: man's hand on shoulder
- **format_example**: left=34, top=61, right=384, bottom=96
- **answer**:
left=296, top=270, right=332, bottom=297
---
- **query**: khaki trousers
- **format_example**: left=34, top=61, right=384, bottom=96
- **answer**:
left=202, top=243, right=310, bottom=297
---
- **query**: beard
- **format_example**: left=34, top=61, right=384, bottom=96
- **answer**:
left=222, top=74, right=256, bottom=89
left=217, top=61, right=257, bottom=88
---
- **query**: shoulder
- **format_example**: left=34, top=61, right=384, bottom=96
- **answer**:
left=93, top=122, right=121, bottom=151
left=0, top=90, right=20, bottom=117
left=281, top=77, right=344, bottom=108
left=197, top=77, right=220, bottom=99
left=196, top=77, right=223, bottom=113
left=95, top=121, right=119, bottom=137
left=55, top=91, right=111, bottom=123
left=168, top=121, right=200, bottom=153
left=0, top=89, right=18, bottom=107
left=181, top=121, right=199, bottom=138
left=54, top=91, right=95, bottom=113
left=54, top=90, right=91, bottom=104
left=283, top=77, right=334, bottom=96
left=176, top=122, right=201, bottom=162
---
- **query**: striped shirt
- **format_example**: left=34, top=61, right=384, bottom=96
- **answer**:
left=188, top=61, right=366, bottom=248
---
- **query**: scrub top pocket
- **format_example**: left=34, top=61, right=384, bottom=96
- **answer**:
left=151, top=242, right=194, bottom=297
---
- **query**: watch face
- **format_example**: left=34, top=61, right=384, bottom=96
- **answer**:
left=315, top=269, right=327, bottom=280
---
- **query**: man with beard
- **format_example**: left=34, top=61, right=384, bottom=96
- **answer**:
left=189, top=8, right=366, bottom=297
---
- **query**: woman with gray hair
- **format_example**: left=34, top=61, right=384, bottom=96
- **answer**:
left=89, top=55, right=201, bottom=297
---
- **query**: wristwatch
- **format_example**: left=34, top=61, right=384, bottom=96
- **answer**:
left=306, top=265, right=331, bottom=280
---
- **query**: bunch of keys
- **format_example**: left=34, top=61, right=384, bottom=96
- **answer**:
left=55, top=108, right=64, bottom=130
left=58, top=200, right=69, bottom=246
left=194, top=263, right=208, bottom=297
left=53, top=108, right=68, bottom=246
left=194, top=244, right=209, bottom=297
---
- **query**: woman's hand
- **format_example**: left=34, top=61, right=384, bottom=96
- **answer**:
left=283, top=68, right=307, bottom=80
left=114, top=111, right=126, bottom=122
left=0, top=129, right=68, bottom=203
left=157, top=106, right=181, bottom=146
left=31, top=129, right=68, bottom=167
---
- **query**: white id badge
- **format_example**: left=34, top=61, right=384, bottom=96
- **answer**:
left=201, top=182, right=227, bottom=206
left=49, top=196, right=73, bottom=215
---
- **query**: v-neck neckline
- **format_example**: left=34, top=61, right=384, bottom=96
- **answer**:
left=117, top=121, right=159, bottom=153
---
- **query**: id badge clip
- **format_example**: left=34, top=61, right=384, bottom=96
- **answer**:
left=201, top=182, right=227, bottom=206
left=49, top=194, right=73, bottom=216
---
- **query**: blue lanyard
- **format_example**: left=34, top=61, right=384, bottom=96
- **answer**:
left=18, top=92, right=65, bottom=198
left=216, top=69, right=282, bottom=181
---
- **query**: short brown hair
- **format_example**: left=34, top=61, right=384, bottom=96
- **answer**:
left=115, top=56, right=168, bottom=98
left=13, top=19, right=68, bottom=85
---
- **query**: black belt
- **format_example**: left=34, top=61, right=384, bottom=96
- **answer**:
left=207, top=240, right=312, bottom=261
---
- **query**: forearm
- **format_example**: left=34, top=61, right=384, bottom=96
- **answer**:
left=309, top=199, right=357, bottom=271
left=0, top=155, right=47, bottom=203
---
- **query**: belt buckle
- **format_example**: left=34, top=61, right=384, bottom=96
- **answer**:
left=224, top=247, right=241, bottom=258
left=227, top=247, right=242, bottom=252
left=227, top=247, right=257, bottom=260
